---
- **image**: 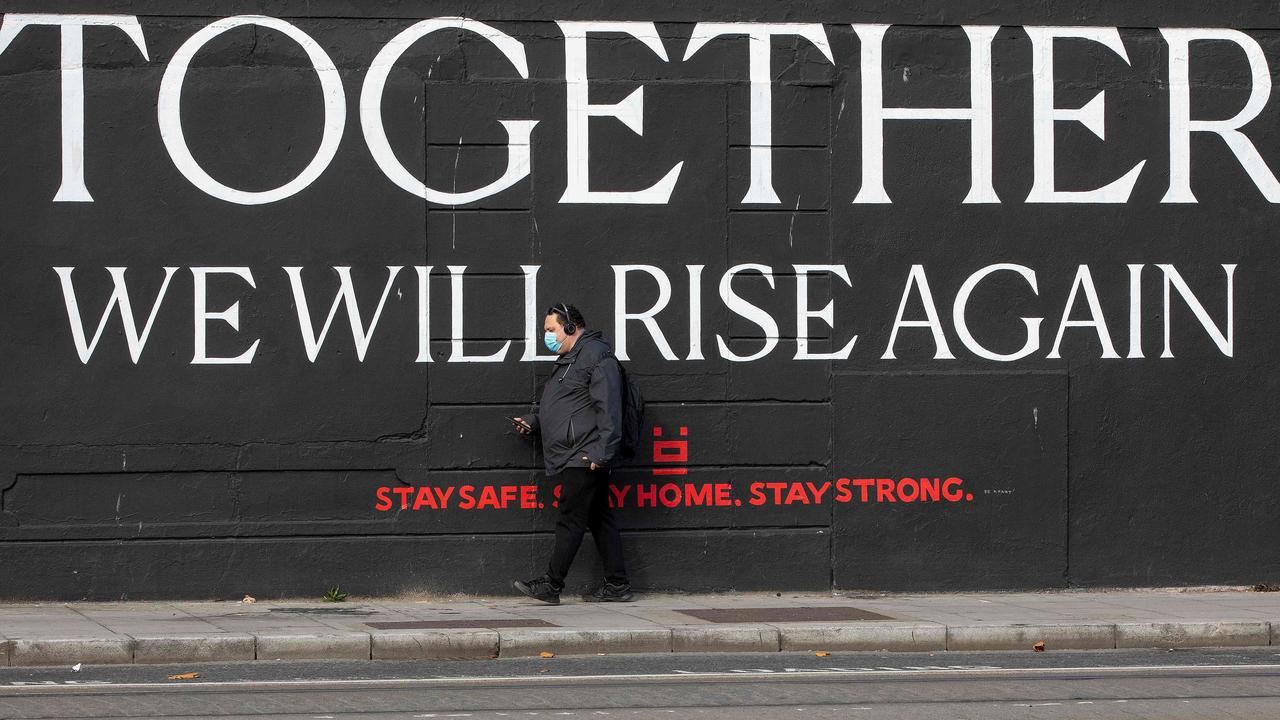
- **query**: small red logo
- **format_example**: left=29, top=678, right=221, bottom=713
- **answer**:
left=651, top=426, right=688, bottom=476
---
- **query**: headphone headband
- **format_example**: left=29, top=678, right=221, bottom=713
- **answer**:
left=555, top=303, right=578, bottom=336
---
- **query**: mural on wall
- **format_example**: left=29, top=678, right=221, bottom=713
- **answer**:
left=0, top=4, right=1271, bottom=598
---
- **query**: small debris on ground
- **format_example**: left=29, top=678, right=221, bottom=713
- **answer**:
left=1033, top=641, right=1046, bottom=652
left=241, top=595, right=257, bottom=604
left=814, top=651, right=830, bottom=657
left=539, top=651, right=555, bottom=658
left=1253, top=583, right=1280, bottom=592
left=71, top=663, right=81, bottom=672
left=167, top=672, right=200, bottom=681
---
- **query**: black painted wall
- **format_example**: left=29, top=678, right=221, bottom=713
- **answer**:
left=0, top=1, right=1276, bottom=599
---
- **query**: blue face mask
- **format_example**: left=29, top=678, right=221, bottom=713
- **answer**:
left=543, top=331, right=563, bottom=353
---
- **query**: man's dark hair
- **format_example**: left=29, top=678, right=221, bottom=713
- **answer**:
left=546, top=303, right=586, bottom=330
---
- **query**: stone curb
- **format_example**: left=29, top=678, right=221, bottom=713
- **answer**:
left=1115, top=621, right=1271, bottom=649
left=498, top=628, right=673, bottom=657
left=11, top=637, right=133, bottom=667
left=0, top=621, right=1273, bottom=667
left=946, top=623, right=1116, bottom=651
left=256, top=632, right=372, bottom=661
left=672, top=625, right=780, bottom=653
left=370, top=630, right=498, bottom=660
left=133, top=634, right=255, bottom=664
left=780, top=622, right=946, bottom=652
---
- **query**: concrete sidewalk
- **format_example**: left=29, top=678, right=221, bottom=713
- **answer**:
left=1, top=588, right=1278, bottom=667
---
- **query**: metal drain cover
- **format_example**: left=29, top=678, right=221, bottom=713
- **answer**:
left=676, top=607, right=895, bottom=623
left=366, top=619, right=557, bottom=630
left=266, top=607, right=377, bottom=616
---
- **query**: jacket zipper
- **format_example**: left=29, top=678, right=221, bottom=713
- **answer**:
left=558, top=356, right=576, bottom=382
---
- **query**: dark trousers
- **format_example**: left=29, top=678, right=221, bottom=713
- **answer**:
left=546, top=466, right=628, bottom=588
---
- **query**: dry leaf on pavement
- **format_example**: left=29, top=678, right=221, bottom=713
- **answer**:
left=167, top=672, right=200, bottom=680
left=539, top=651, right=555, bottom=658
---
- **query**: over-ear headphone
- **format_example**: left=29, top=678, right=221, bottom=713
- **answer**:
left=556, top=303, right=577, bottom=335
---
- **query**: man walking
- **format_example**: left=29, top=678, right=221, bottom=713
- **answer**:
left=511, top=303, right=633, bottom=604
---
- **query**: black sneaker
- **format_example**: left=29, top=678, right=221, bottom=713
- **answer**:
left=513, top=576, right=561, bottom=605
left=582, top=582, right=634, bottom=603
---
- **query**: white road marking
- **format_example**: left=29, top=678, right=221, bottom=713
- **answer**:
left=675, top=664, right=1000, bottom=675
left=8, top=680, right=111, bottom=686
left=0, top=663, right=1276, bottom=694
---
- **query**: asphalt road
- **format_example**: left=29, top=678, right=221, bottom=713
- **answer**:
left=0, top=648, right=1277, bottom=719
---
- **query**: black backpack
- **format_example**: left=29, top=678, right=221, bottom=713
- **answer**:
left=614, top=358, right=645, bottom=462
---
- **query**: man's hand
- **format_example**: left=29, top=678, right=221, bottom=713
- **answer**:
left=590, top=462, right=599, bottom=471
left=511, top=417, right=532, bottom=435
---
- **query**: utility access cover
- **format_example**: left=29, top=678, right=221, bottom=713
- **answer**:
left=268, top=607, right=377, bottom=616
left=676, top=607, right=895, bottom=623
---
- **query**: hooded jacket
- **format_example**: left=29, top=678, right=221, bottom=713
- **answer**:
left=520, top=330, right=624, bottom=476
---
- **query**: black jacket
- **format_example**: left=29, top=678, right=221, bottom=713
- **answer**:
left=520, top=330, right=624, bottom=476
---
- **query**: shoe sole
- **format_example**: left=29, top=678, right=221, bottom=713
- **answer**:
left=582, top=593, right=634, bottom=603
left=513, top=580, right=560, bottom=605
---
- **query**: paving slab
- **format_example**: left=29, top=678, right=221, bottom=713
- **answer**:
left=396, top=605, right=528, bottom=623
left=0, top=606, right=113, bottom=639
left=160, top=602, right=335, bottom=631
left=611, top=606, right=724, bottom=626
left=312, top=611, right=427, bottom=634
left=177, top=604, right=365, bottom=633
left=199, top=613, right=342, bottom=633
left=501, top=605, right=666, bottom=629
left=74, top=603, right=227, bottom=636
